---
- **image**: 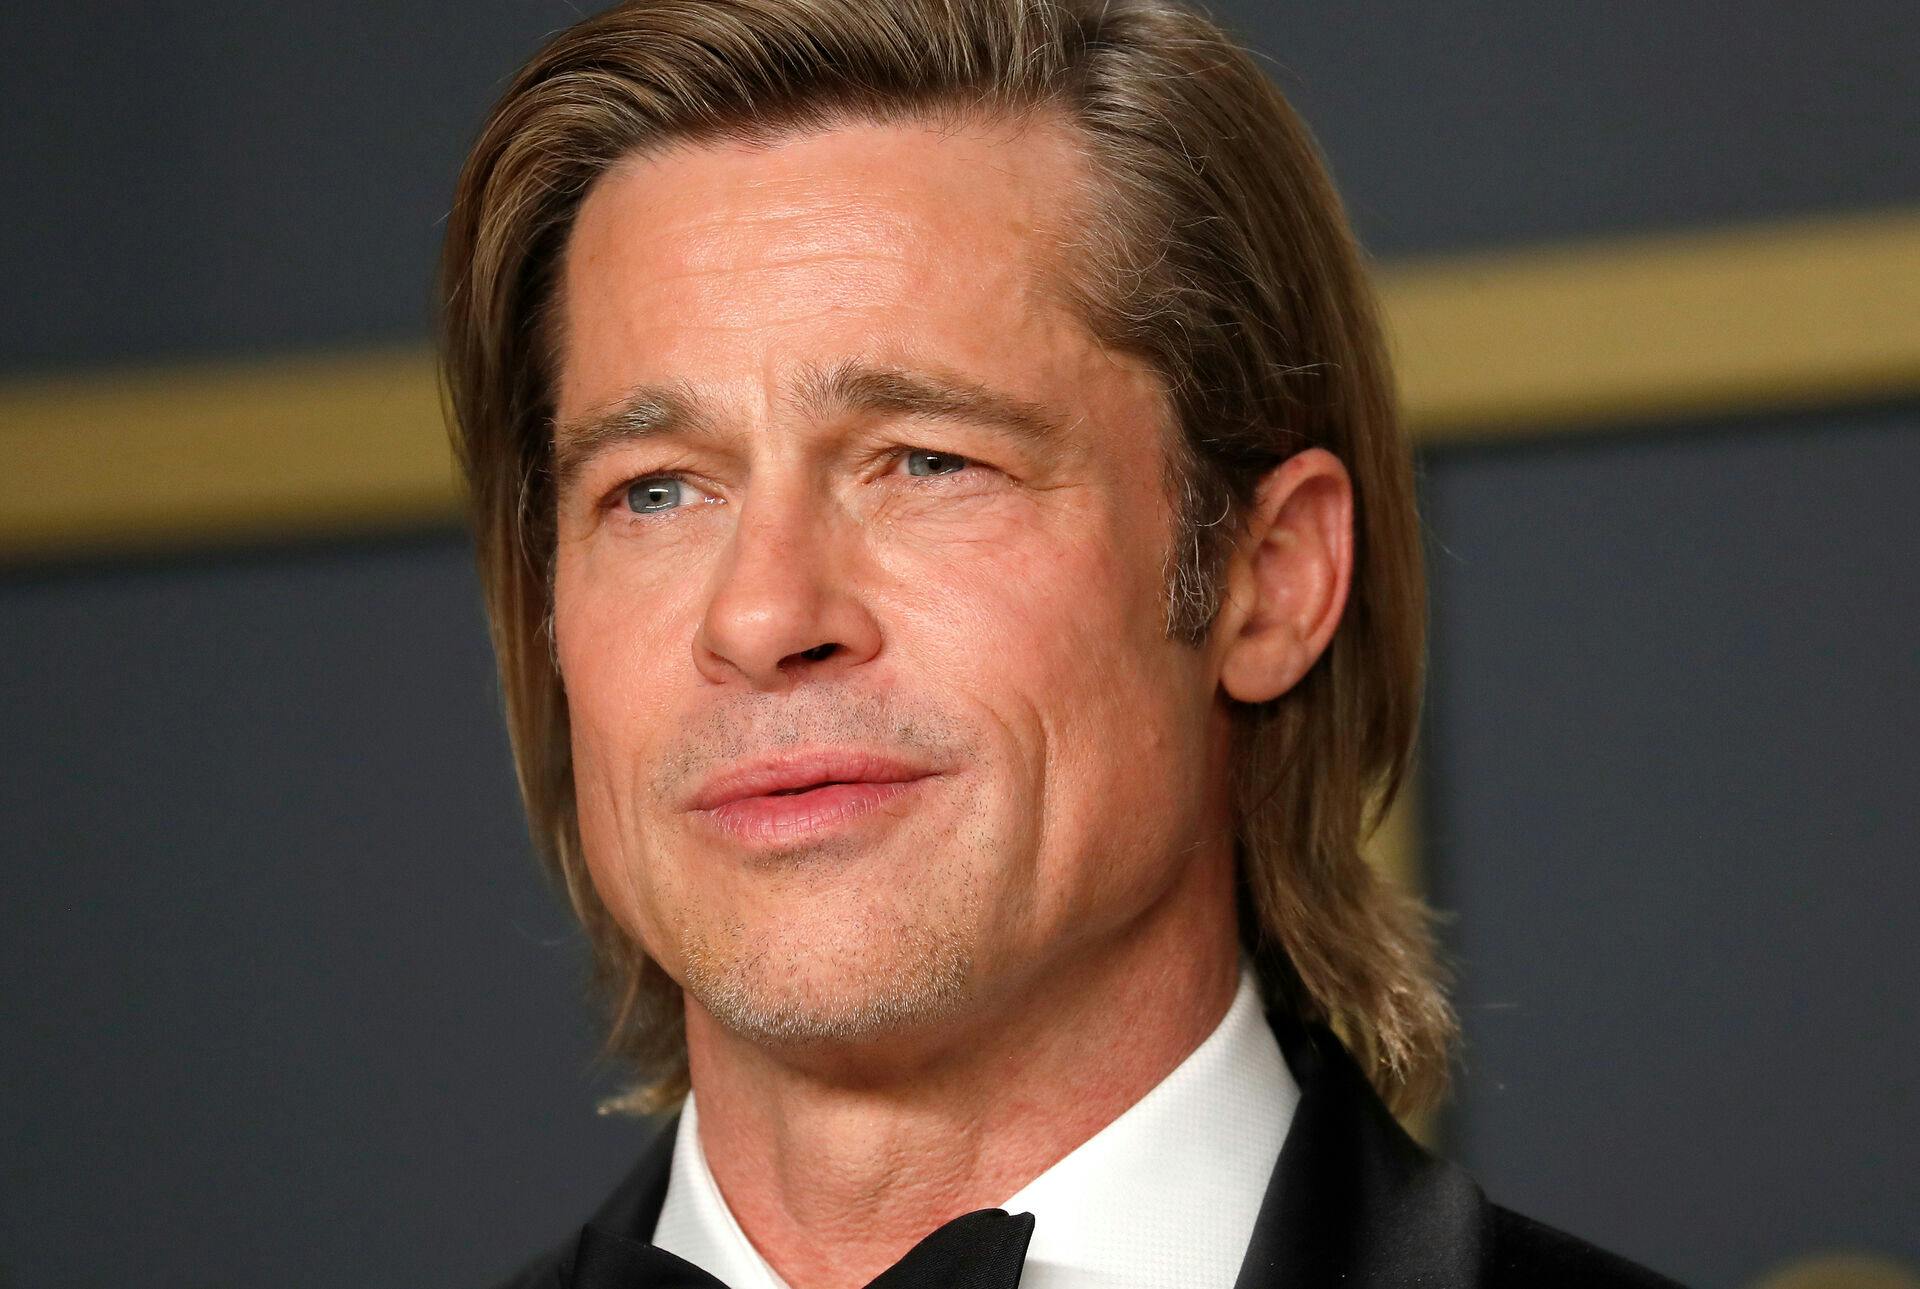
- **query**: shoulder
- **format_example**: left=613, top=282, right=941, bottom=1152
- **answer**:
left=1481, top=1203, right=1688, bottom=1288
left=483, top=1112, right=681, bottom=1289
left=1265, top=1015, right=1687, bottom=1288
left=488, top=1239, right=570, bottom=1289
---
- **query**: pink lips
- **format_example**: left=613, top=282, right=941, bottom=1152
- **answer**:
left=685, top=749, right=938, bottom=845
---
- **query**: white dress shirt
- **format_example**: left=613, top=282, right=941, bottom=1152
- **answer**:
left=651, top=967, right=1297, bottom=1289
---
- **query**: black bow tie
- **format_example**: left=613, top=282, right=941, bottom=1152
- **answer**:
left=564, top=1207, right=1036, bottom=1289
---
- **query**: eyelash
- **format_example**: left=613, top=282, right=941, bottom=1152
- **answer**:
left=605, top=447, right=983, bottom=518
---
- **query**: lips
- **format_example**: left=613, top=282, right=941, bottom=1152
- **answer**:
left=687, top=749, right=934, bottom=810
left=682, top=750, right=938, bottom=847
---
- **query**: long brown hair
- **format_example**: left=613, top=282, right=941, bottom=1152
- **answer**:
left=439, top=0, right=1454, bottom=1116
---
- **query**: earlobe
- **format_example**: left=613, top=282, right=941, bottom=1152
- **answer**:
left=1216, top=448, right=1354, bottom=705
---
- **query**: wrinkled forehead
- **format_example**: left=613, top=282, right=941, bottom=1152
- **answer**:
left=560, top=116, right=1102, bottom=341
left=547, top=111, right=1165, bottom=447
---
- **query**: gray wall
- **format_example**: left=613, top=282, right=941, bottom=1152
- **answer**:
left=4, top=3, right=1917, bottom=1285
left=1, top=538, right=655, bottom=1286
left=1423, top=406, right=1920, bottom=1286
left=5, top=1, right=1916, bottom=373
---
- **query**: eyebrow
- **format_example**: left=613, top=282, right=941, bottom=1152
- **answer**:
left=552, top=383, right=714, bottom=493
left=794, top=359, right=1069, bottom=449
left=551, top=360, right=1070, bottom=493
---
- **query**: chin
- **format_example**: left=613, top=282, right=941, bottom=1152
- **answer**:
left=676, top=894, right=982, bottom=1046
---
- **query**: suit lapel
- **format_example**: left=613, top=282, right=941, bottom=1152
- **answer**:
left=1234, top=1014, right=1487, bottom=1288
left=590, top=1110, right=680, bottom=1236
left=541, top=1111, right=680, bottom=1287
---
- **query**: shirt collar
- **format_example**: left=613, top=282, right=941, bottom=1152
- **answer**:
left=652, top=1091, right=786, bottom=1289
left=998, top=966, right=1297, bottom=1289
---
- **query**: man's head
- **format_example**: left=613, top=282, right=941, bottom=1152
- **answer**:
left=441, top=0, right=1452, bottom=1114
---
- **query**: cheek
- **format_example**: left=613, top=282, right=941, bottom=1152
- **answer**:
left=878, top=489, right=1202, bottom=845
left=1038, top=539, right=1198, bottom=791
left=551, top=545, right=704, bottom=893
left=553, top=532, right=707, bottom=712
left=1045, top=518, right=1208, bottom=851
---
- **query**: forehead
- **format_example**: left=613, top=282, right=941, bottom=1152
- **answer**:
left=569, top=111, right=1086, bottom=284
left=552, top=113, right=1157, bottom=433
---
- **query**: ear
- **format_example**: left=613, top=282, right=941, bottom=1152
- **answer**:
left=1214, top=447, right=1354, bottom=704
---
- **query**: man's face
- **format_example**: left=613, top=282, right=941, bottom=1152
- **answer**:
left=551, top=117, right=1235, bottom=1053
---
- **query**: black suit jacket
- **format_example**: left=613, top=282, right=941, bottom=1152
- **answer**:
left=494, top=1011, right=1684, bottom=1287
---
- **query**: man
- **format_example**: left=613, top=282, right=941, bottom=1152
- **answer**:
left=440, top=2, right=1680, bottom=1285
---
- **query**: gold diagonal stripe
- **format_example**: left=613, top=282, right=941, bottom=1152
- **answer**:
left=6, top=209, right=1919, bottom=559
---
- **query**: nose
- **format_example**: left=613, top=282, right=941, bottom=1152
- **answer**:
left=693, top=483, right=882, bottom=689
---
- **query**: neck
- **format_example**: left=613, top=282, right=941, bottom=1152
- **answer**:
left=681, top=873, right=1241, bottom=1289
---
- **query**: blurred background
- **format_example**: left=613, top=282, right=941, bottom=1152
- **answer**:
left=3, top=3, right=1916, bottom=1286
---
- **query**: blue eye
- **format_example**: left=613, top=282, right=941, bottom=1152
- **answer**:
left=905, top=449, right=969, bottom=477
left=626, top=477, right=685, bottom=513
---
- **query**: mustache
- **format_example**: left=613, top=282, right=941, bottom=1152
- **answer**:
left=650, top=688, right=971, bottom=799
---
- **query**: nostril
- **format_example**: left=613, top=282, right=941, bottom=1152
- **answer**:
left=799, top=643, right=837, bottom=662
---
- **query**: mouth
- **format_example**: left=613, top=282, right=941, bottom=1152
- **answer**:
left=687, top=749, right=935, bottom=810
left=686, top=750, right=940, bottom=845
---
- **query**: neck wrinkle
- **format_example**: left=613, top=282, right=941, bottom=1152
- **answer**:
left=681, top=891, right=1242, bottom=1289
